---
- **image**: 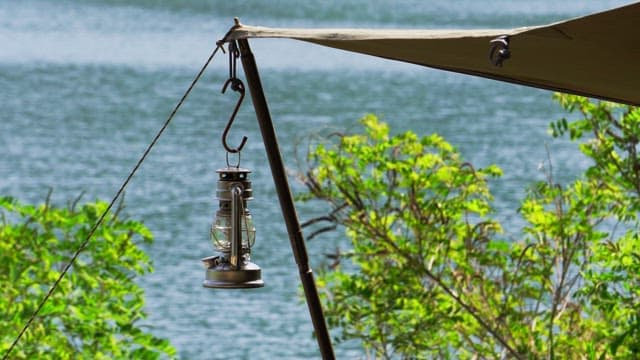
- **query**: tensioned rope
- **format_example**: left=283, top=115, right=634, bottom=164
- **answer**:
left=2, top=44, right=224, bottom=360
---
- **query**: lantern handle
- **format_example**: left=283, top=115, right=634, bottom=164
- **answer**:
left=230, top=184, right=243, bottom=269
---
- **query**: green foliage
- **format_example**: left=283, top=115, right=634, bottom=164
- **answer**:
left=0, top=195, right=176, bottom=359
left=551, top=95, right=640, bottom=358
left=299, top=104, right=640, bottom=359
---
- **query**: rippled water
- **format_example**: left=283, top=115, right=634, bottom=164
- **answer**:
left=0, top=1, right=631, bottom=358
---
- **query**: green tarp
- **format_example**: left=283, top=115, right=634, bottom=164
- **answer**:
left=227, top=3, right=640, bottom=105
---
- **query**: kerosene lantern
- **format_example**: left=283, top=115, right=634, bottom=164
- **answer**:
left=201, top=166, right=264, bottom=288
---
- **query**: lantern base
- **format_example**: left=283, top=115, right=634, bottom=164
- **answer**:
left=202, top=258, right=264, bottom=289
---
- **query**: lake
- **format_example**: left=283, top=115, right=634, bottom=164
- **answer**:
left=0, top=0, right=631, bottom=358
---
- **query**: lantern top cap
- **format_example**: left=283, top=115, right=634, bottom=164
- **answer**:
left=216, top=167, right=251, bottom=174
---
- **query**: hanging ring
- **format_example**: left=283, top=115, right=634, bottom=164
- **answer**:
left=221, top=77, right=248, bottom=153
left=226, top=151, right=241, bottom=168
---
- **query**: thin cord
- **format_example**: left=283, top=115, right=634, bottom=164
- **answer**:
left=3, top=44, right=222, bottom=360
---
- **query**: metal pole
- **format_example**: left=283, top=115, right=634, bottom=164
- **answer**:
left=237, top=38, right=336, bottom=360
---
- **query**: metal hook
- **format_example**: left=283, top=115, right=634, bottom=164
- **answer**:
left=489, top=35, right=511, bottom=67
left=221, top=77, right=248, bottom=153
left=228, top=42, right=240, bottom=80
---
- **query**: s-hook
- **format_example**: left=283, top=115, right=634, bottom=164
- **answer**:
left=221, top=41, right=248, bottom=154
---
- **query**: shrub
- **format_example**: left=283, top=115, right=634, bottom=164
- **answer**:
left=298, top=100, right=640, bottom=359
left=0, top=195, right=176, bottom=359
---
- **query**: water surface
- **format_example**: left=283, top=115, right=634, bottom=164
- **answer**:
left=0, top=1, right=631, bottom=358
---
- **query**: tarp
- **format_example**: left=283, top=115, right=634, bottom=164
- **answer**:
left=226, top=3, right=640, bottom=106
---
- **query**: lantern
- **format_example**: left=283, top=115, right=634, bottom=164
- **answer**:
left=201, top=167, right=263, bottom=288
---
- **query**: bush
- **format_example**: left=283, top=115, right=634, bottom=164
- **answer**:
left=0, top=195, right=176, bottom=359
left=298, top=99, right=640, bottom=359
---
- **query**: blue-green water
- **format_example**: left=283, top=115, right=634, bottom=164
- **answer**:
left=0, top=1, right=631, bottom=358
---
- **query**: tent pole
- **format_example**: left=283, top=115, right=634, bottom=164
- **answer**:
left=237, top=38, right=336, bottom=360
